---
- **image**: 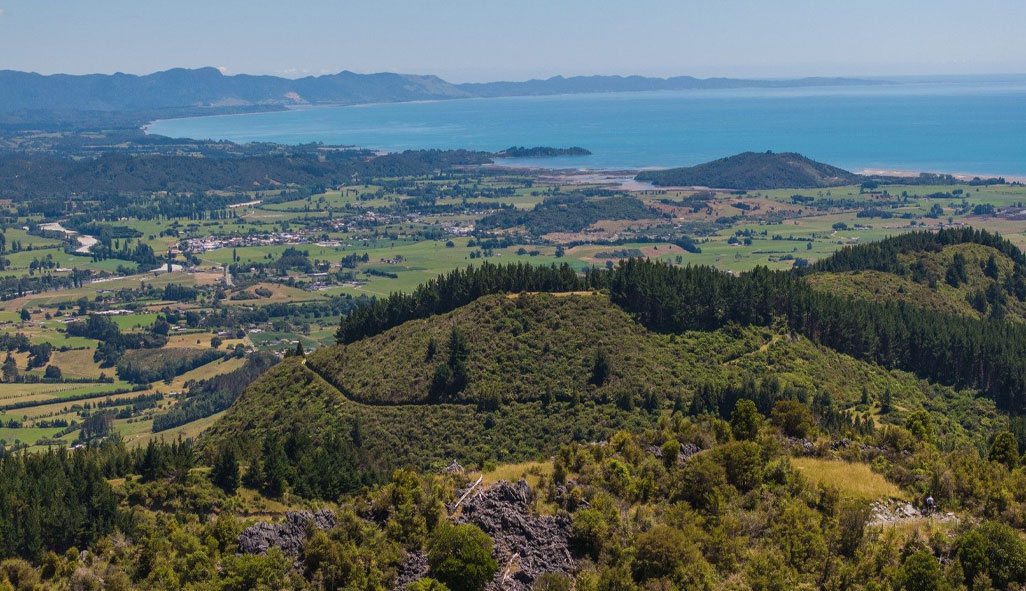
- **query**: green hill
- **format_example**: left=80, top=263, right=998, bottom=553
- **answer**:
left=204, top=292, right=999, bottom=487
left=635, top=151, right=860, bottom=189
left=202, top=228, right=1026, bottom=499
left=807, top=242, right=1026, bottom=322
left=307, top=293, right=689, bottom=405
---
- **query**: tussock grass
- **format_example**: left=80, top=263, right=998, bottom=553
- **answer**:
left=477, top=461, right=557, bottom=514
left=792, top=457, right=904, bottom=501
left=480, top=460, right=553, bottom=488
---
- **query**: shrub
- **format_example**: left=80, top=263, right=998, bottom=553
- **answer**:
left=660, top=439, right=680, bottom=470
left=730, top=399, right=762, bottom=441
left=771, top=400, right=814, bottom=439
left=988, top=431, right=1019, bottom=469
left=956, top=522, right=1026, bottom=590
left=427, top=523, right=496, bottom=591
left=409, top=579, right=450, bottom=591
left=571, top=494, right=619, bottom=560
left=771, top=501, right=827, bottom=574
left=531, top=573, right=571, bottom=591
left=898, top=551, right=948, bottom=591
left=675, top=452, right=727, bottom=513
left=632, top=525, right=695, bottom=580
left=714, top=441, right=764, bottom=492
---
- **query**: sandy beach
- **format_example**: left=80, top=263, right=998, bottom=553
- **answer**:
left=859, top=168, right=1026, bottom=184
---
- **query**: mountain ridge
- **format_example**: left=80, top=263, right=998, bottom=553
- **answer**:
left=0, top=67, right=886, bottom=113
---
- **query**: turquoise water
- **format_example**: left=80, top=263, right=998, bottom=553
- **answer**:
left=147, top=82, right=1026, bottom=176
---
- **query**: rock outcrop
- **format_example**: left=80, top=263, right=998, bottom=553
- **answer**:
left=239, top=482, right=575, bottom=591
left=237, top=510, right=336, bottom=556
left=868, top=500, right=958, bottom=527
left=393, top=551, right=429, bottom=589
left=456, top=480, right=574, bottom=591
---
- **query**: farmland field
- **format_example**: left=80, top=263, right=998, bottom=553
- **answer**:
left=3, top=161, right=1026, bottom=451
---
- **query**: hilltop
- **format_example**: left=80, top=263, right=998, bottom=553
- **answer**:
left=807, top=241, right=1026, bottom=322
left=204, top=291, right=999, bottom=486
left=635, top=151, right=861, bottom=189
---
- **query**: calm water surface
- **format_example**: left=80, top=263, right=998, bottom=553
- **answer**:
left=147, top=82, right=1026, bottom=176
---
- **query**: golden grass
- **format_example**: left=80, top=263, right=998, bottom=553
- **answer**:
left=233, top=486, right=302, bottom=516
left=0, top=382, right=84, bottom=399
left=475, top=461, right=557, bottom=514
left=479, top=460, right=554, bottom=488
left=234, top=282, right=321, bottom=304
left=192, top=271, right=226, bottom=286
left=49, top=348, right=104, bottom=379
left=176, top=356, right=246, bottom=383
left=873, top=517, right=960, bottom=537
left=792, top=457, right=904, bottom=501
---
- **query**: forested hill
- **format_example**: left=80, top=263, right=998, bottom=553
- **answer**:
left=804, top=229, right=1026, bottom=322
left=204, top=227, right=1026, bottom=499
left=330, top=229, right=1026, bottom=414
left=207, top=290, right=995, bottom=495
left=494, top=146, right=592, bottom=158
left=0, top=149, right=492, bottom=197
left=635, top=151, right=862, bottom=189
left=0, top=68, right=881, bottom=113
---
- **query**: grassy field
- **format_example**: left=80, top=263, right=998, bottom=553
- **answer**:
left=791, top=457, right=904, bottom=501
left=111, top=313, right=158, bottom=331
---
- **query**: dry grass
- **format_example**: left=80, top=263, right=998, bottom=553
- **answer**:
left=873, top=517, right=960, bottom=537
left=164, top=333, right=246, bottom=349
left=567, top=243, right=687, bottom=264
left=0, top=382, right=88, bottom=400
left=49, top=349, right=105, bottom=379
left=233, top=282, right=321, bottom=304
left=192, top=271, right=226, bottom=286
left=792, top=457, right=904, bottom=501
left=479, top=460, right=553, bottom=488
left=475, top=460, right=557, bottom=514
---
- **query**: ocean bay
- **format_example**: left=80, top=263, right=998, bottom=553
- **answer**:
left=148, top=81, right=1026, bottom=176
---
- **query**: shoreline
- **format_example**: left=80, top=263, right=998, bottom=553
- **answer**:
left=858, top=168, right=1026, bottom=184
left=142, top=80, right=909, bottom=134
left=486, top=163, right=1026, bottom=188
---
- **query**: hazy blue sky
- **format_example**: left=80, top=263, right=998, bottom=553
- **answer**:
left=1, top=0, right=1024, bottom=81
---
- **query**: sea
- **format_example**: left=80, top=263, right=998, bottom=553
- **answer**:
left=146, top=78, right=1026, bottom=177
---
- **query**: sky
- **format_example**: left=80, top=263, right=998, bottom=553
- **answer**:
left=1, top=0, right=1025, bottom=82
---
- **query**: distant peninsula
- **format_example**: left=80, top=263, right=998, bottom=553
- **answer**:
left=494, top=146, right=592, bottom=158
left=0, top=68, right=886, bottom=116
left=635, top=151, right=861, bottom=189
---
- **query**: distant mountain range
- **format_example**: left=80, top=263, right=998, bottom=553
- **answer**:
left=0, top=67, right=887, bottom=113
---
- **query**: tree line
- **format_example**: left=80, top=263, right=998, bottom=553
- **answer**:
left=151, top=352, right=277, bottom=432
left=336, top=262, right=603, bottom=343
left=0, top=150, right=493, bottom=199
left=608, top=257, right=1026, bottom=413
left=337, top=229, right=1026, bottom=415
